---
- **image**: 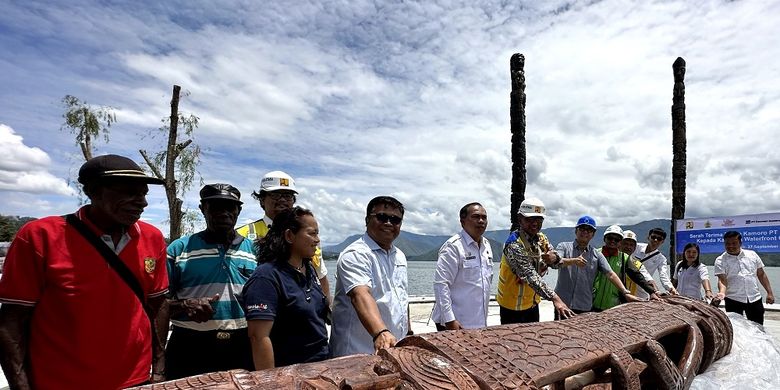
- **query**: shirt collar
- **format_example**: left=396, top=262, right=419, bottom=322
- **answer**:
left=263, top=215, right=274, bottom=227
left=520, top=229, right=540, bottom=244
left=198, top=229, right=245, bottom=246
left=277, top=259, right=316, bottom=284
left=574, top=240, right=592, bottom=252
left=601, top=247, right=618, bottom=257
left=76, top=205, right=135, bottom=253
left=363, top=232, right=396, bottom=254
left=726, top=250, right=744, bottom=258
left=76, top=205, right=138, bottom=238
left=459, top=229, right=481, bottom=247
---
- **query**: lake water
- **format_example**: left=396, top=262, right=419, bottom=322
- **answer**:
left=324, top=260, right=780, bottom=298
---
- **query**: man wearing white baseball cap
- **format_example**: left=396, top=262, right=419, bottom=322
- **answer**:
left=236, top=171, right=329, bottom=301
left=496, top=197, right=574, bottom=323
left=620, top=230, right=639, bottom=256
left=592, top=225, right=659, bottom=311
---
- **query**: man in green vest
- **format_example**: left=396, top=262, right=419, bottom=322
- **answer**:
left=592, top=225, right=659, bottom=311
left=236, top=171, right=330, bottom=302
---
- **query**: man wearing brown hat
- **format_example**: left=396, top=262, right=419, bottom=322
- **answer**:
left=0, top=154, right=168, bottom=389
left=160, top=183, right=256, bottom=380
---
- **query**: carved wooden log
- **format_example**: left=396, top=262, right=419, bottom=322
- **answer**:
left=132, top=297, right=731, bottom=390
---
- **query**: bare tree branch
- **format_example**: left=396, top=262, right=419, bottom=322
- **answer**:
left=139, top=149, right=164, bottom=179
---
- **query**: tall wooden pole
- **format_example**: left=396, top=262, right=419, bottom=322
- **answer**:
left=670, top=57, right=687, bottom=265
left=166, top=85, right=183, bottom=241
left=510, top=54, right=527, bottom=231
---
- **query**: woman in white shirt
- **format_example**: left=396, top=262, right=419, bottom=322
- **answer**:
left=673, top=243, right=713, bottom=301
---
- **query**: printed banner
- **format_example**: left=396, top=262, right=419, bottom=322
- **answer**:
left=675, top=212, right=780, bottom=254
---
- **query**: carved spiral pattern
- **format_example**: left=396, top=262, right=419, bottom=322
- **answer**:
left=132, top=297, right=731, bottom=390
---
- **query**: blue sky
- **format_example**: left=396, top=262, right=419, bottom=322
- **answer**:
left=1, top=0, right=779, bottom=244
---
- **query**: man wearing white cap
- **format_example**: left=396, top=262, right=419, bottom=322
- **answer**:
left=620, top=230, right=639, bottom=258
left=496, top=197, right=574, bottom=323
left=592, top=225, right=659, bottom=311
left=236, top=171, right=329, bottom=301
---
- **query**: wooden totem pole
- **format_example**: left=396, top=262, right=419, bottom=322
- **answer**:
left=510, top=53, right=528, bottom=231
left=670, top=57, right=687, bottom=264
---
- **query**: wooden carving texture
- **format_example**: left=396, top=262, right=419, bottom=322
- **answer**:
left=509, top=52, right=527, bottom=231
left=132, top=297, right=731, bottom=390
left=670, top=56, right=687, bottom=263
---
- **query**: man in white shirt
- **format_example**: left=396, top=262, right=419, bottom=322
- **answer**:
left=633, top=227, right=678, bottom=298
left=432, top=203, right=493, bottom=330
left=714, top=230, right=775, bottom=325
left=330, top=196, right=410, bottom=356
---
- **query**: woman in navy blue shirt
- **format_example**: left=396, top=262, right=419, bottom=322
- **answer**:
left=242, top=207, right=330, bottom=369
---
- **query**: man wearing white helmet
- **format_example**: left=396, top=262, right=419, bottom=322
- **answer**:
left=620, top=230, right=639, bottom=257
left=592, top=225, right=659, bottom=311
left=236, top=171, right=329, bottom=301
left=620, top=229, right=656, bottom=295
left=496, top=197, right=574, bottom=323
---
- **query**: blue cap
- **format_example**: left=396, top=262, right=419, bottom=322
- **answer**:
left=576, top=215, right=597, bottom=229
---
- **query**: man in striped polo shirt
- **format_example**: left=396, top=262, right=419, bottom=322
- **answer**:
left=161, top=184, right=257, bottom=380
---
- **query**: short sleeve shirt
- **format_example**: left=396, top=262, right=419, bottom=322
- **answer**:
left=329, top=234, right=408, bottom=357
left=242, top=260, right=329, bottom=366
left=714, top=249, right=765, bottom=303
left=673, top=261, right=709, bottom=300
left=166, top=231, right=257, bottom=330
left=554, top=241, right=612, bottom=312
left=0, top=207, right=168, bottom=389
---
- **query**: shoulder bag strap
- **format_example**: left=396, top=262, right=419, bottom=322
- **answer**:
left=65, top=214, right=146, bottom=303
left=640, top=250, right=660, bottom=263
left=64, top=214, right=158, bottom=342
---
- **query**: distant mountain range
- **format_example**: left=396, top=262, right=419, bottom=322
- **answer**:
left=323, top=219, right=674, bottom=261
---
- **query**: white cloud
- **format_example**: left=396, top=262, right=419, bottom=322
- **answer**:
left=1, top=0, right=779, bottom=241
left=0, top=125, right=74, bottom=196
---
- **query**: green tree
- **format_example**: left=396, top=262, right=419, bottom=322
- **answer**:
left=0, top=215, right=14, bottom=242
left=60, top=95, right=117, bottom=161
left=140, top=85, right=202, bottom=241
left=0, top=215, right=36, bottom=242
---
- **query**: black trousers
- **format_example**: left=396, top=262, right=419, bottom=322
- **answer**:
left=165, top=326, right=254, bottom=380
left=500, top=305, right=539, bottom=324
left=724, top=297, right=765, bottom=325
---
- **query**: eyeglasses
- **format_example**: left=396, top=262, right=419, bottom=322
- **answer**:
left=605, top=235, right=622, bottom=243
left=267, top=192, right=296, bottom=201
left=372, top=213, right=403, bottom=225
left=577, top=227, right=596, bottom=234
left=650, top=235, right=665, bottom=241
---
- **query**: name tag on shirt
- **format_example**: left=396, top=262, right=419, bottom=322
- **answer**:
left=464, top=254, right=480, bottom=268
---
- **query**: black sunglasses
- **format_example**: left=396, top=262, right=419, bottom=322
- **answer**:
left=605, top=235, right=622, bottom=243
left=372, top=213, right=402, bottom=225
left=650, top=235, right=665, bottom=241
left=267, top=192, right=296, bottom=201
